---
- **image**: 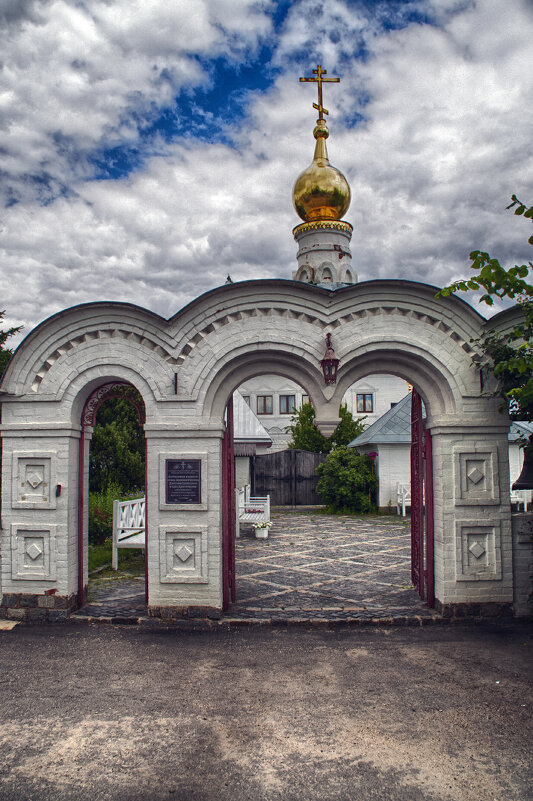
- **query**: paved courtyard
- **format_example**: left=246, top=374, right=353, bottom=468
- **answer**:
left=75, top=511, right=437, bottom=623
left=229, top=510, right=434, bottom=621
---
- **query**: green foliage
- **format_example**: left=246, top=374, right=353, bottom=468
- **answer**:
left=88, top=481, right=142, bottom=545
left=330, top=403, right=367, bottom=449
left=0, top=310, right=22, bottom=376
left=436, top=195, right=533, bottom=421
left=286, top=402, right=366, bottom=453
left=89, top=395, right=145, bottom=493
left=315, top=446, right=378, bottom=513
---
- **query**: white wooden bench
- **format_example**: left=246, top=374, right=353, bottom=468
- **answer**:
left=112, top=497, right=146, bottom=569
left=235, top=485, right=271, bottom=539
left=396, top=482, right=411, bottom=516
left=510, top=489, right=529, bottom=511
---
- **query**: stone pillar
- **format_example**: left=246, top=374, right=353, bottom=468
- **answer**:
left=0, top=423, right=81, bottom=621
left=431, top=424, right=514, bottom=617
left=512, top=511, right=533, bottom=618
left=144, top=424, right=225, bottom=618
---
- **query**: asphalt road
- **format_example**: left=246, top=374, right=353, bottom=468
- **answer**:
left=0, top=621, right=531, bottom=801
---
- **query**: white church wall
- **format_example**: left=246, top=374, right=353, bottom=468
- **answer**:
left=237, top=372, right=409, bottom=451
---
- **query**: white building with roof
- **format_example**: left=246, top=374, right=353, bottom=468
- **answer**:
left=237, top=373, right=409, bottom=451
left=349, top=393, right=532, bottom=510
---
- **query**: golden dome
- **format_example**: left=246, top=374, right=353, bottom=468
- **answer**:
left=292, top=119, right=351, bottom=223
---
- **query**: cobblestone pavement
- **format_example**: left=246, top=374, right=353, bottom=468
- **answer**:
left=228, top=510, right=436, bottom=621
left=73, top=571, right=146, bottom=620
left=73, top=511, right=438, bottom=623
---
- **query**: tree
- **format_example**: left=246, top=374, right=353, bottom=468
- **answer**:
left=436, top=195, right=533, bottom=421
left=286, top=402, right=365, bottom=453
left=89, top=396, right=145, bottom=494
left=0, top=311, right=22, bottom=376
left=316, top=447, right=378, bottom=513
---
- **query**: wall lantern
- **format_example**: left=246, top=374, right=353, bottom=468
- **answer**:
left=320, top=333, right=340, bottom=385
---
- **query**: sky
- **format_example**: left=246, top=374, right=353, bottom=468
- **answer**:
left=1, top=0, right=532, bottom=345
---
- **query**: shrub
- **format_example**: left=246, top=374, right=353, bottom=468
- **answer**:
left=88, top=482, right=142, bottom=545
left=315, top=447, right=378, bottom=514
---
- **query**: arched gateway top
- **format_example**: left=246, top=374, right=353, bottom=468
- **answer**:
left=0, top=278, right=508, bottom=430
left=0, top=277, right=523, bottom=621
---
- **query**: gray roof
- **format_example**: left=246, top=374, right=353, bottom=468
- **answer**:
left=233, top=391, right=272, bottom=445
left=349, top=392, right=532, bottom=447
left=509, top=420, right=533, bottom=442
left=348, top=393, right=414, bottom=446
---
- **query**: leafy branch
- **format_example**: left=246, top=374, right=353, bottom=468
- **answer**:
left=436, top=196, right=533, bottom=421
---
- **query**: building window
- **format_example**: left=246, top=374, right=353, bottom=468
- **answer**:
left=242, top=395, right=250, bottom=406
left=301, top=394, right=310, bottom=406
left=356, top=393, right=373, bottom=413
left=257, top=395, right=273, bottom=415
left=280, top=394, right=296, bottom=414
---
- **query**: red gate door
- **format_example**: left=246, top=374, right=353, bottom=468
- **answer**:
left=222, top=396, right=236, bottom=610
left=410, top=389, right=435, bottom=606
left=410, top=389, right=425, bottom=599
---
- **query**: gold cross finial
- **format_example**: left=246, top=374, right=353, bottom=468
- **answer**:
left=299, top=64, right=340, bottom=121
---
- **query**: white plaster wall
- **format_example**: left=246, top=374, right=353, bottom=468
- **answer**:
left=238, top=373, right=409, bottom=451
left=375, top=445, right=411, bottom=508
left=509, top=443, right=532, bottom=505
left=235, top=457, right=251, bottom=489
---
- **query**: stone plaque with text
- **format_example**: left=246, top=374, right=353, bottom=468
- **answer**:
left=165, top=459, right=201, bottom=505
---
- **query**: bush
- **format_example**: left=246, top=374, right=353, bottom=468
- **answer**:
left=315, top=447, right=378, bottom=514
left=88, top=482, right=142, bottom=545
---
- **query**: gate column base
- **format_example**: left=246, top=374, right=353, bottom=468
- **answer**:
left=435, top=600, right=514, bottom=621
left=148, top=605, right=223, bottom=620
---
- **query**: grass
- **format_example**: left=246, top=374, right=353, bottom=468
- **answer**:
left=88, top=542, right=145, bottom=575
left=88, top=542, right=112, bottom=572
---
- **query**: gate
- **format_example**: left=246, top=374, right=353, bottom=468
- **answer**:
left=410, top=389, right=435, bottom=606
left=222, top=397, right=236, bottom=610
left=252, top=449, right=326, bottom=505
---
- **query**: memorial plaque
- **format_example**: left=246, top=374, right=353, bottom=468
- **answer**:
left=165, top=459, right=202, bottom=504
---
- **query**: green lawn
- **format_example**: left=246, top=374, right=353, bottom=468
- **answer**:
left=88, top=542, right=145, bottom=575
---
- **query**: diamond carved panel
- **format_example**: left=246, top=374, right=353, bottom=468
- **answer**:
left=159, top=527, right=208, bottom=584
left=453, top=444, right=500, bottom=506
left=12, top=452, right=57, bottom=509
left=11, top=525, right=56, bottom=580
left=455, top=521, right=501, bottom=581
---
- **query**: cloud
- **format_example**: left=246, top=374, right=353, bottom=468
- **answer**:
left=1, top=0, right=532, bottom=344
left=0, top=0, right=273, bottom=204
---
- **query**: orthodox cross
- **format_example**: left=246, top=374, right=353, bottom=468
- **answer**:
left=299, top=64, right=340, bottom=121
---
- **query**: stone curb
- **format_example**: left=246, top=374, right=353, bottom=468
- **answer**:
left=58, top=612, right=448, bottom=629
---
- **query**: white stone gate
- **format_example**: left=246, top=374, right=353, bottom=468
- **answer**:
left=0, top=279, right=524, bottom=619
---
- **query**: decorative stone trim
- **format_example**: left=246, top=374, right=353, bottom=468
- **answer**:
left=159, top=525, right=208, bottom=583
left=11, top=524, right=57, bottom=581
left=31, top=327, right=178, bottom=391
left=454, top=520, right=502, bottom=581
left=12, top=451, right=57, bottom=510
left=174, top=302, right=477, bottom=367
left=453, top=443, right=500, bottom=506
left=292, top=220, right=353, bottom=235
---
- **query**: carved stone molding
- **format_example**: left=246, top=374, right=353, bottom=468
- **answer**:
left=455, top=520, right=502, bottom=581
